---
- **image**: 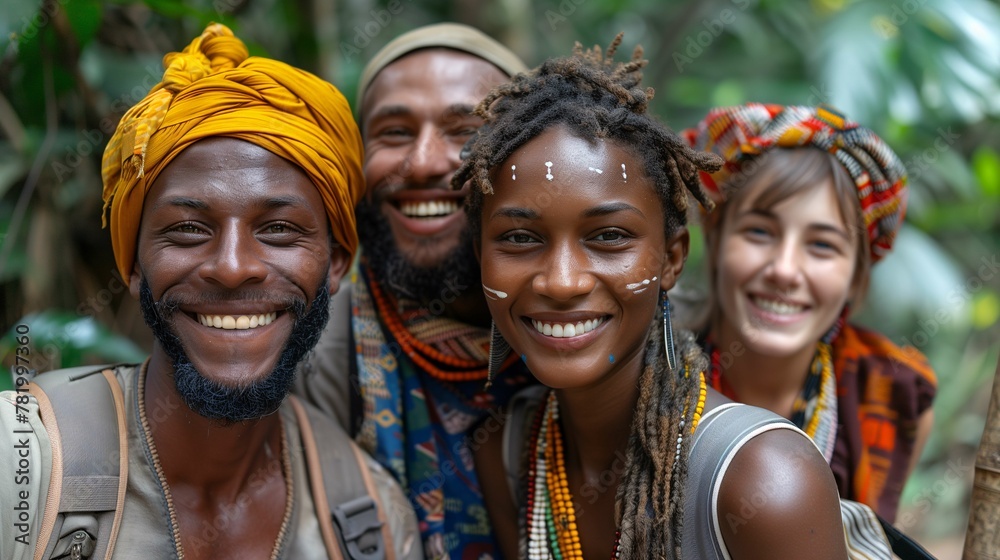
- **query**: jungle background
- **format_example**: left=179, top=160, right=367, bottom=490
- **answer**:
left=1, top=0, right=998, bottom=556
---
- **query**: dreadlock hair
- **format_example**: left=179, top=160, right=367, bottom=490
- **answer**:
left=453, top=35, right=720, bottom=559
left=453, top=33, right=722, bottom=243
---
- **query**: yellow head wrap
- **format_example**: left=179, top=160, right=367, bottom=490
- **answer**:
left=102, top=23, right=364, bottom=282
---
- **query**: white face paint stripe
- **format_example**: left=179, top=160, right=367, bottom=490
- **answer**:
left=588, top=167, right=603, bottom=174
left=483, top=285, right=508, bottom=300
left=621, top=163, right=627, bottom=180
left=511, top=164, right=516, bottom=180
left=545, top=161, right=554, bottom=181
left=625, top=276, right=657, bottom=293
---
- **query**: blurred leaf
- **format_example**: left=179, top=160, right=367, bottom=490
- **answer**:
left=972, top=146, right=1000, bottom=197
left=0, top=147, right=27, bottom=199
left=972, top=292, right=1000, bottom=330
left=0, top=0, right=44, bottom=45
left=0, top=201, right=29, bottom=282
left=64, top=0, right=103, bottom=46
left=856, top=224, right=968, bottom=335
left=0, top=311, right=147, bottom=371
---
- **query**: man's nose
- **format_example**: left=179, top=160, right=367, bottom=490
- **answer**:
left=198, top=226, right=268, bottom=289
left=403, top=126, right=455, bottom=186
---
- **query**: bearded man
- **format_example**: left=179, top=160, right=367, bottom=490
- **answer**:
left=1, top=24, right=419, bottom=560
left=294, top=23, right=535, bottom=560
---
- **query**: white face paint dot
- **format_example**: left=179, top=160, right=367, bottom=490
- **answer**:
left=545, top=161, right=554, bottom=181
left=511, top=164, right=516, bottom=180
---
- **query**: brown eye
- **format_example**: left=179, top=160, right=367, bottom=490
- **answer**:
left=171, top=222, right=207, bottom=235
left=504, top=232, right=536, bottom=244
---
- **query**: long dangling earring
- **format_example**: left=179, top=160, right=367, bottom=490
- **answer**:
left=487, top=321, right=510, bottom=390
left=662, top=291, right=677, bottom=371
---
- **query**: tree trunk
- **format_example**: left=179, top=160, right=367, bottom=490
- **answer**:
left=963, top=356, right=1000, bottom=559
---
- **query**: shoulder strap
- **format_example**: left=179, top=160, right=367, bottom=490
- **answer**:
left=683, top=403, right=800, bottom=558
left=877, top=512, right=936, bottom=559
left=289, top=395, right=391, bottom=560
left=28, top=366, right=129, bottom=560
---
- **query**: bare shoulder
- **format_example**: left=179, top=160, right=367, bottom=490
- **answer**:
left=472, top=412, right=520, bottom=560
left=717, top=424, right=847, bottom=560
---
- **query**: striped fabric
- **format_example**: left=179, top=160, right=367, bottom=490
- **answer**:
left=841, top=500, right=893, bottom=560
left=683, top=103, right=908, bottom=262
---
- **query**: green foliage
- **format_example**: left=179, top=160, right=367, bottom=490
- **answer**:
left=0, top=0, right=996, bottom=551
left=0, top=310, right=147, bottom=389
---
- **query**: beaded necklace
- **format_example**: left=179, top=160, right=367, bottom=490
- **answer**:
left=367, top=269, right=490, bottom=382
left=708, top=340, right=838, bottom=461
left=524, top=368, right=708, bottom=560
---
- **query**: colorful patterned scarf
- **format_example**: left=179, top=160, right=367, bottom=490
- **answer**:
left=683, top=103, right=908, bottom=263
left=351, top=262, right=534, bottom=559
left=831, top=324, right=936, bottom=520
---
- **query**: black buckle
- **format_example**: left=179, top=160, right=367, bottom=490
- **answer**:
left=331, top=496, right=384, bottom=560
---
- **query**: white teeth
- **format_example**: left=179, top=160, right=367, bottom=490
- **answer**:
left=531, top=317, right=605, bottom=338
left=400, top=200, right=459, bottom=218
left=752, top=297, right=805, bottom=315
left=197, top=312, right=277, bottom=330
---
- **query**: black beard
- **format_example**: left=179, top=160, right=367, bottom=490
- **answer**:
left=355, top=196, right=480, bottom=302
left=138, top=276, right=330, bottom=424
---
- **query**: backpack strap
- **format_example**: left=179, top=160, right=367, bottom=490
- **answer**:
left=289, top=395, right=391, bottom=560
left=27, top=366, right=128, bottom=560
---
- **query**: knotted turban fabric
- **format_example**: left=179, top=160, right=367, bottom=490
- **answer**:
left=102, top=23, right=364, bottom=282
left=683, top=103, right=908, bottom=263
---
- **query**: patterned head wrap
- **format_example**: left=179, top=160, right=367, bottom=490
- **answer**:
left=356, top=22, right=528, bottom=111
left=683, top=103, right=907, bottom=263
left=102, top=23, right=364, bottom=282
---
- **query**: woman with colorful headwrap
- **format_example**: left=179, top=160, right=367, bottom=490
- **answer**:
left=683, top=103, right=937, bottom=522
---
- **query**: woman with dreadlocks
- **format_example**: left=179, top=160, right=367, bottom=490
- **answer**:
left=681, top=104, right=937, bottom=524
left=454, top=37, right=848, bottom=559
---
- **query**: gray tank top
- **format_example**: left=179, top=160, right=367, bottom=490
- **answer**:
left=501, top=388, right=801, bottom=558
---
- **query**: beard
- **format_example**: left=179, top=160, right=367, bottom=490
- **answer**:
left=355, top=196, right=480, bottom=302
left=138, top=276, right=330, bottom=424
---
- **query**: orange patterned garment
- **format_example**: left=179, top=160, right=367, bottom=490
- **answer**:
left=830, top=324, right=937, bottom=521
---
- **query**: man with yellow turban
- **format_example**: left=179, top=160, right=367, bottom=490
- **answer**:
left=1, top=24, right=420, bottom=560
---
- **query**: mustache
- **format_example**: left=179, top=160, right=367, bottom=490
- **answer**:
left=365, top=177, right=461, bottom=204
left=154, top=291, right=308, bottom=320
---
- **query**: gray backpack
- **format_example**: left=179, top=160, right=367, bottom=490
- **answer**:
left=27, top=365, right=389, bottom=560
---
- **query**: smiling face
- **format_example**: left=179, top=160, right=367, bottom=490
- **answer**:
left=712, top=175, right=858, bottom=358
left=130, top=137, right=349, bottom=418
left=480, top=126, right=688, bottom=390
left=356, top=48, right=508, bottom=299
